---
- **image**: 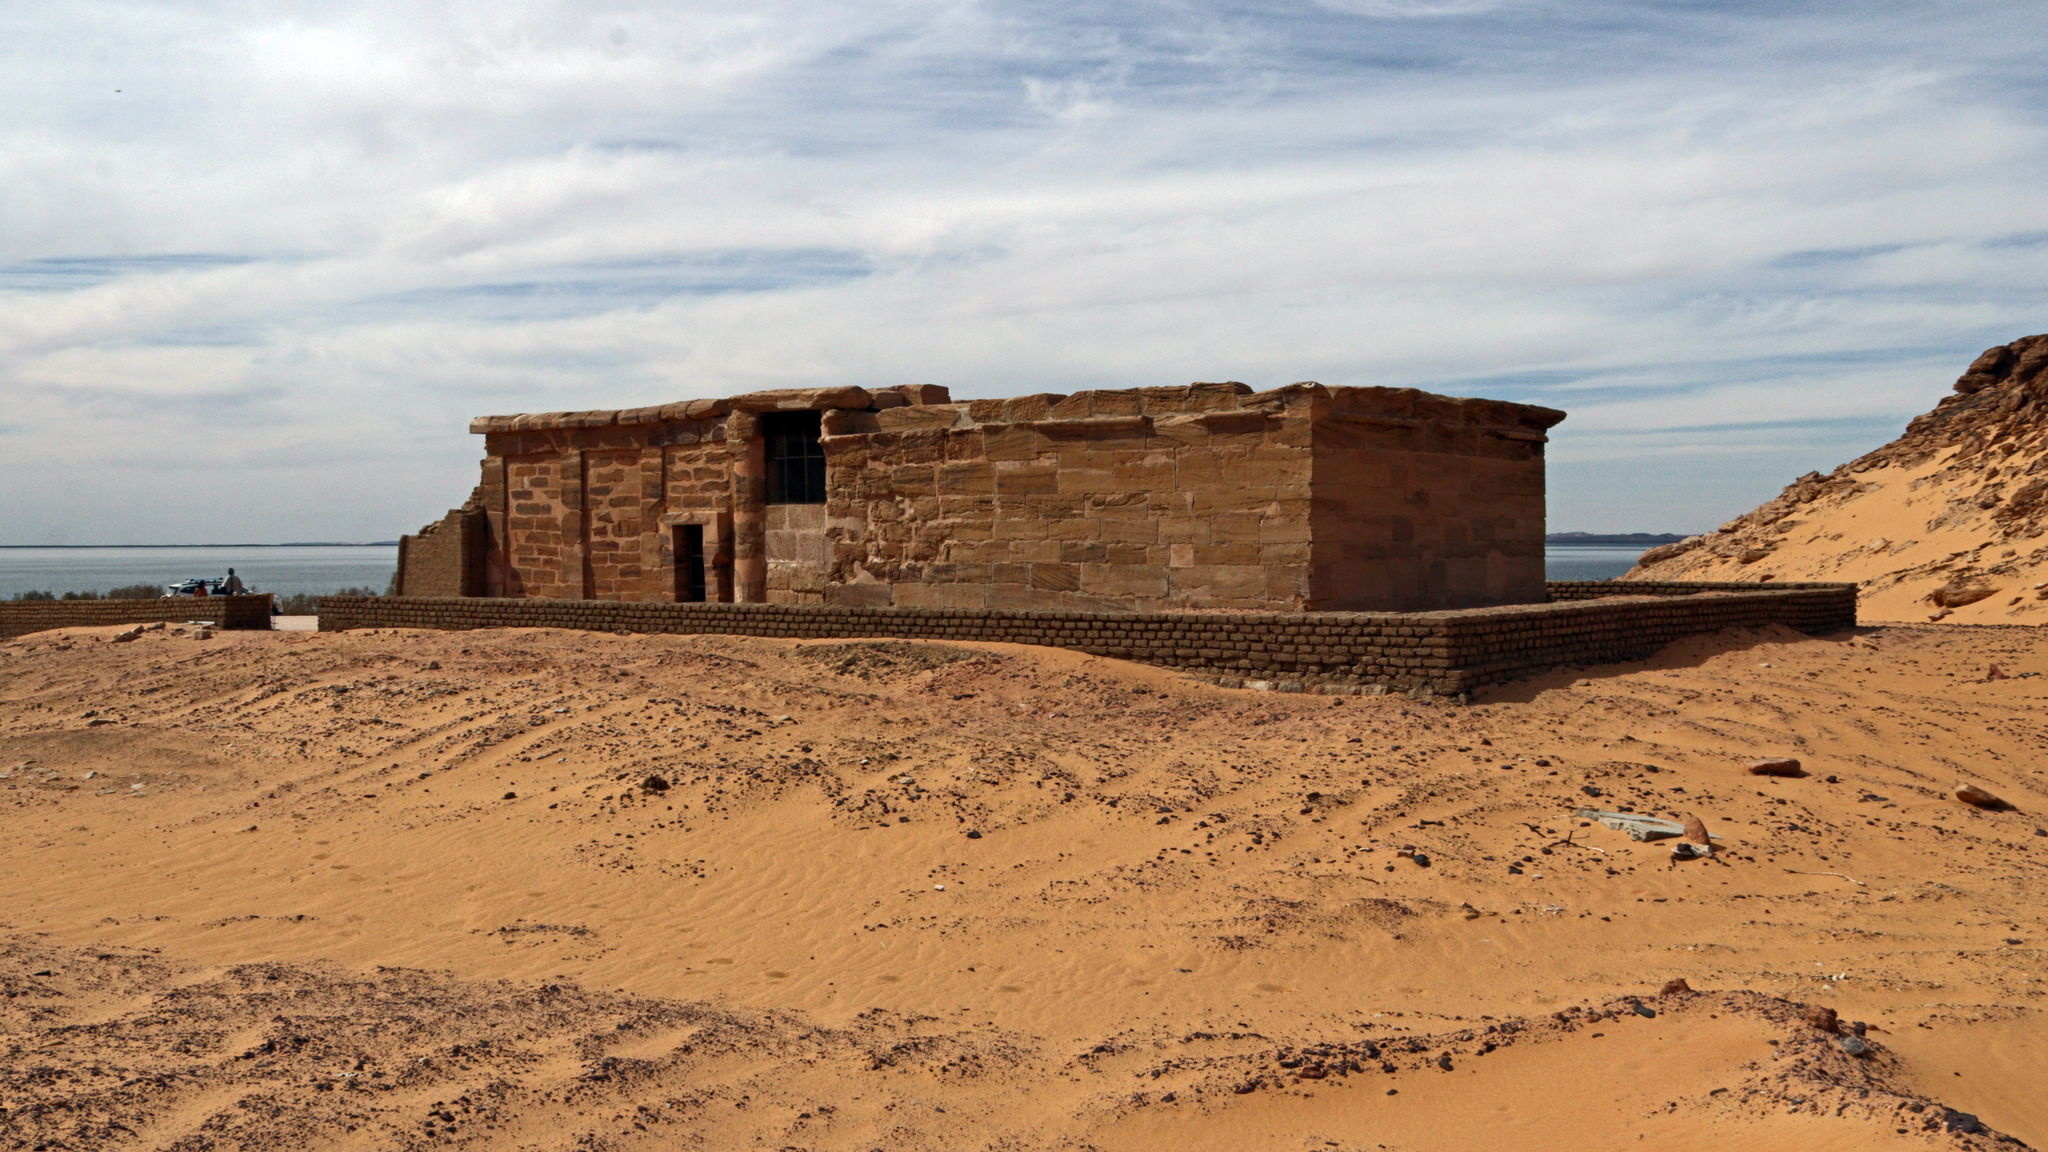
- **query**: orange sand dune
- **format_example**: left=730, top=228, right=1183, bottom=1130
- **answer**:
left=1, top=620, right=2043, bottom=1149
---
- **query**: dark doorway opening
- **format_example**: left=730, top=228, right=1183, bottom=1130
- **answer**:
left=763, top=410, right=826, bottom=504
left=677, top=524, right=706, bottom=603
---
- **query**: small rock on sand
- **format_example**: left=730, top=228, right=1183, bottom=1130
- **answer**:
left=1682, top=814, right=1710, bottom=845
left=1747, top=757, right=1805, bottom=777
left=1802, top=1005, right=1839, bottom=1034
left=1955, top=782, right=2007, bottom=809
left=1659, top=978, right=1692, bottom=996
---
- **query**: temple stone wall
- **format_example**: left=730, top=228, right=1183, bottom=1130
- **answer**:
left=818, top=382, right=1318, bottom=611
left=1309, top=393, right=1550, bottom=611
left=404, top=381, right=1564, bottom=613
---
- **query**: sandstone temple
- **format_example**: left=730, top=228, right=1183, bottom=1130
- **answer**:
left=395, top=382, right=1566, bottom=614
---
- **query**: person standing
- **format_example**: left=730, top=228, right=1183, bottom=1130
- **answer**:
left=221, top=568, right=246, bottom=595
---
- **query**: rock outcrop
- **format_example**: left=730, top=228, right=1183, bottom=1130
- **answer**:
left=1626, top=334, right=2048, bottom=622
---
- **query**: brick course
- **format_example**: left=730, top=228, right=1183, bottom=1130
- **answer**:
left=316, top=581, right=1854, bottom=694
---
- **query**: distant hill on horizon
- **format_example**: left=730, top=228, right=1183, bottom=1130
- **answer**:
left=1544, top=532, right=1692, bottom=545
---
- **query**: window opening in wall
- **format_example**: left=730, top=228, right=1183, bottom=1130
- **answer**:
left=677, top=524, right=706, bottom=603
left=763, top=410, right=826, bottom=504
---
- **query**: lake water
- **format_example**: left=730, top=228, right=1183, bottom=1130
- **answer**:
left=0, top=546, right=397, bottom=600
left=1, top=542, right=1651, bottom=600
left=1544, top=543, right=1649, bottom=581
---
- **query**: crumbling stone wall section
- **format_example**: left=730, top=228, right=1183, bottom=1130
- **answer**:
left=396, top=498, right=485, bottom=597
left=317, top=581, right=1855, bottom=694
left=1, top=595, right=274, bottom=639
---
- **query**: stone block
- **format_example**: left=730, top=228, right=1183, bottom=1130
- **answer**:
left=1081, top=564, right=1168, bottom=598
left=1056, top=465, right=1117, bottom=493
left=1112, top=457, right=1176, bottom=490
left=984, top=584, right=1075, bottom=611
left=994, top=462, right=1059, bottom=495
left=1060, top=539, right=1108, bottom=564
left=1003, top=393, right=1068, bottom=421
left=1007, top=538, right=1062, bottom=564
left=874, top=405, right=960, bottom=432
left=1029, top=563, right=1081, bottom=591
left=888, top=463, right=937, bottom=495
left=1140, top=383, right=1249, bottom=413
left=1098, top=518, right=1160, bottom=545
left=981, top=426, right=1048, bottom=462
left=936, top=460, right=995, bottom=495
left=825, top=583, right=894, bottom=607
left=911, top=582, right=990, bottom=609
left=731, top=386, right=873, bottom=411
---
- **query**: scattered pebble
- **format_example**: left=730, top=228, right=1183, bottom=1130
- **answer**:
left=1802, top=1005, right=1839, bottom=1034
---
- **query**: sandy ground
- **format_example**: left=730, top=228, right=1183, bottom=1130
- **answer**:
left=1630, top=450, right=2048, bottom=625
left=2, top=620, right=2043, bottom=1150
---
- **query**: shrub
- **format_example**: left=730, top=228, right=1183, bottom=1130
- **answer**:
left=14, top=584, right=171, bottom=601
left=273, top=586, right=383, bottom=616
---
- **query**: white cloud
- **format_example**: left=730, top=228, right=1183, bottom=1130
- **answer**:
left=1, top=0, right=2045, bottom=542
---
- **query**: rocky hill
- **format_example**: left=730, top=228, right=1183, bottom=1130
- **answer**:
left=1627, top=333, right=2048, bottom=622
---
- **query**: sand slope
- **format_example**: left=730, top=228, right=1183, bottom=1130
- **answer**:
left=2, top=620, right=2043, bottom=1149
left=1629, top=334, right=2048, bottom=624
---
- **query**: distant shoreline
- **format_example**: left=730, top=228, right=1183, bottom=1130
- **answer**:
left=1544, top=533, right=1688, bottom=546
left=14, top=538, right=1673, bottom=549
left=0, top=542, right=399, bottom=549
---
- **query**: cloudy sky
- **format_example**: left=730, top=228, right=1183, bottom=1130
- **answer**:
left=3, top=0, right=2044, bottom=544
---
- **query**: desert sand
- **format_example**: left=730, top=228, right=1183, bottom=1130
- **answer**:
left=1630, top=334, right=2048, bottom=625
left=1, top=618, right=2042, bottom=1150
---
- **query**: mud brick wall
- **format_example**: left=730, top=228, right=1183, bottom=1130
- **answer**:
left=1545, top=579, right=1851, bottom=600
left=0, top=595, right=274, bottom=640
left=1438, top=585, right=1857, bottom=690
left=317, top=581, right=1855, bottom=693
